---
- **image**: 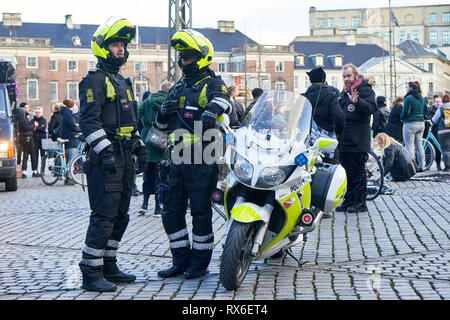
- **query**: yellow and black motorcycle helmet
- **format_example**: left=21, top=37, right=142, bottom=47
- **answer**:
left=171, top=29, right=214, bottom=74
left=91, top=17, right=136, bottom=69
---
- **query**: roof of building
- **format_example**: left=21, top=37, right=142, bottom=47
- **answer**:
left=290, top=40, right=388, bottom=70
left=397, top=39, right=448, bottom=62
left=0, top=22, right=257, bottom=53
left=359, top=55, right=426, bottom=73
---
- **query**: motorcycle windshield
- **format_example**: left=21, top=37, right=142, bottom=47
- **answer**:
left=247, top=90, right=312, bottom=143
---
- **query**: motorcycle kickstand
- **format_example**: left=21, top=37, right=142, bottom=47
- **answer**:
left=285, top=248, right=308, bottom=270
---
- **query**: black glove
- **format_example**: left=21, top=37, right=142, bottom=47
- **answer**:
left=100, top=144, right=116, bottom=175
left=201, top=110, right=218, bottom=131
left=159, top=100, right=179, bottom=117
left=132, top=138, right=147, bottom=174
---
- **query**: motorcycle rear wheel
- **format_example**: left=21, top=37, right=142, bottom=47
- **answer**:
left=220, top=221, right=257, bottom=290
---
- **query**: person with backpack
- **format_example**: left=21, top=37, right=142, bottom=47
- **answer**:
left=432, top=94, right=450, bottom=171
left=48, top=103, right=63, bottom=141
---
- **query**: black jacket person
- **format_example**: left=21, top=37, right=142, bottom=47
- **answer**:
left=336, top=65, right=377, bottom=213
left=77, top=17, right=146, bottom=293
left=155, top=29, right=233, bottom=280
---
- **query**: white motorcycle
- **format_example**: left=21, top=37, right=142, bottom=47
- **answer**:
left=211, top=90, right=347, bottom=290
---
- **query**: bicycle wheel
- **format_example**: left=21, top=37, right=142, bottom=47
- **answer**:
left=41, top=151, right=62, bottom=186
left=69, top=153, right=87, bottom=187
left=365, top=150, right=384, bottom=201
left=421, top=139, right=435, bottom=171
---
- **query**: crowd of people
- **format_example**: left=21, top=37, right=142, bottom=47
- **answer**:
left=14, top=99, right=81, bottom=184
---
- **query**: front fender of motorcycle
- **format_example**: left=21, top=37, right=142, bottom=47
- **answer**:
left=231, top=203, right=271, bottom=223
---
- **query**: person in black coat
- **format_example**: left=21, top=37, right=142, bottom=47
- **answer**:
left=31, top=107, right=47, bottom=175
left=48, top=104, right=63, bottom=141
left=375, top=133, right=416, bottom=181
left=372, top=96, right=390, bottom=138
left=336, top=64, right=378, bottom=213
left=304, top=67, right=344, bottom=167
left=18, top=103, right=38, bottom=178
left=61, top=99, right=81, bottom=184
left=383, top=97, right=404, bottom=143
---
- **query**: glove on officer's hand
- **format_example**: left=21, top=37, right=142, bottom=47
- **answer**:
left=131, top=138, right=147, bottom=174
left=159, top=100, right=179, bottom=117
left=201, top=110, right=218, bottom=132
left=100, top=144, right=117, bottom=175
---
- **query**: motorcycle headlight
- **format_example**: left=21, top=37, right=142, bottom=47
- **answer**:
left=256, top=166, right=293, bottom=188
left=233, top=153, right=253, bottom=184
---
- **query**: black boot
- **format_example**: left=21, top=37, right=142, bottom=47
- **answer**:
left=347, top=193, right=368, bottom=213
left=183, top=266, right=208, bottom=279
left=154, top=203, right=162, bottom=217
left=79, top=264, right=117, bottom=292
left=157, top=265, right=187, bottom=278
left=103, top=261, right=136, bottom=283
left=335, top=193, right=354, bottom=212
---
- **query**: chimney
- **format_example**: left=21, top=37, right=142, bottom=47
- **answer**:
left=346, top=34, right=356, bottom=46
left=218, top=20, right=235, bottom=33
left=309, top=7, right=317, bottom=13
left=65, top=14, right=74, bottom=29
left=2, top=13, right=22, bottom=27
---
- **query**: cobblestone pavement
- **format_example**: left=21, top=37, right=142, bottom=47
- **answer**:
left=0, top=171, right=448, bottom=300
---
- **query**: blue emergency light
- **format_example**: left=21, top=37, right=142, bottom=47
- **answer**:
left=295, top=153, right=308, bottom=166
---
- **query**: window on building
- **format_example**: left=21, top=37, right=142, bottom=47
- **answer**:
left=134, top=81, right=148, bottom=102
left=399, top=31, right=406, bottom=42
left=328, top=18, right=335, bottom=28
left=294, top=75, right=299, bottom=89
left=67, top=82, right=78, bottom=101
left=315, top=56, right=324, bottom=66
left=443, top=12, right=450, bottom=23
left=385, top=32, right=391, bottom=43
left=50, top=82, right=58, bottom=102
left=275, top=82, right=285, bottom=101
left=428, top=63, right=434, bottom=73
left=305, top=76, right=311, bottom=89
left=68, top=60, right=78, bottom=71
left=134, top=61, right=147, bottom=72
left=218, top=63, right=227, bottom=72
left=429, top=82, right=434, bottom=93
left=88, top=61, right=97, bottom=72
left=256, top=61, right=266, bottom=72
left=236, top=61, right=243, bottom=73
left=416, top=63, right=424, bottom=69
left=50, top=60, right=57, bottom=71
left=332, top=76, right=338, bottom=88
left=275, top=61, right=284, bottom=72
left=443, top=31, right=449, bottom=45
left=340, top=17, right=347, bottom=27
left=412, top=30, right=419, bottom=41
left=430, top=31, right=437, bottom=46
left=429, top=13, right=437, bottom=24
left=27, top=57, right=38, bottom=69
left=295, top=55, right=304, bottom=66
left=335, top=56, right=343, bottom=67
left=352, top=17, right=360, bottom=27
left=27, top=79, right=38, bottom=100
left=317, top=18, right=325, bottom=28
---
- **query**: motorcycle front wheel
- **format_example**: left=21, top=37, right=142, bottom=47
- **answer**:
left=220, top=221, right=257, bottom=290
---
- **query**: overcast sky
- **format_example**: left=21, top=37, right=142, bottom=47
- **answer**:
left=2, top=0, right=448, bottom=44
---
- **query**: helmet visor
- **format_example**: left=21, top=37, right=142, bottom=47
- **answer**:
left=179, top=49, right=201, bottom=60
left=171, top=38, right=190, bottom=50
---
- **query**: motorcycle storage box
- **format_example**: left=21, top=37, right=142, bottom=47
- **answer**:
left=311, top=164, right=347, bottom=212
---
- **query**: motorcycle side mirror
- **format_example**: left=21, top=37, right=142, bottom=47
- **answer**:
left=313, top=137, right=338, bottom=154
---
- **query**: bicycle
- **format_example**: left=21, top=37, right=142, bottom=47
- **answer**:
left=365, top=150, right=384, bottom=201
left=420, top=123, right=442, bottom=171
left=40, top=135, right=87, bottom=187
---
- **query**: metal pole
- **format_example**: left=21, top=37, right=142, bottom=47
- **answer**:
left=389, top=0, right=393, bottom=104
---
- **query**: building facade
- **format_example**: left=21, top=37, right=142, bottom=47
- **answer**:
left=309, top=4, right=450, bottom=52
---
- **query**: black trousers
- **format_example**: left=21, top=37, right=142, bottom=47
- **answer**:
left=339, top=151, right=368, bottom=202
left=79, top=147, right=135, bottom=279
left=20, top=136, right=37, bottom=171
left=142, top=162, right=160, bottom=196
left=33, top=137, right=45, bottom=171
left=160, top=162, right=218, bottom=270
